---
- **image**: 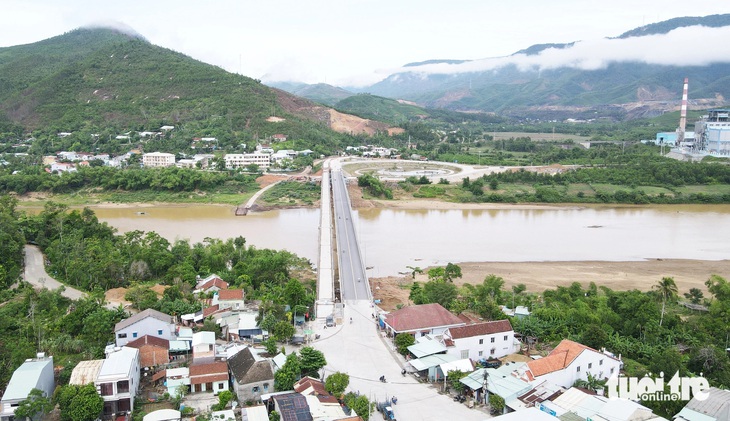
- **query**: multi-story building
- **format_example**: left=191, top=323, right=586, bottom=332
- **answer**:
left=142, top=152, right=176, bottom=168
left=114, top=308, right=176, bottom=347
left=96, top=347, right=140, bottom=419
left=0, top=354, right=55, bottom=421
left=224, top=153, right=271, bottom=170
left=442, top=320, right=519, bottom=361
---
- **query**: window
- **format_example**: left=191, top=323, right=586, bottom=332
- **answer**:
left=118, top=398, right=131, bottom=412
left=252, top=386, right=260, bottom=393
left=263, top=383, right=270, bottom=392
left=117, top=380, right=130, bottom=394
left=218, top=382, right=225, bottom=389
left=478, top=351, right=483, bottom=357
left=503, top=335, right=508, bottom=341
left=99, top=383, right=114, bottom=396
left=118, top=333, right=127, bottom=339
left=132, top=332, right=138, bottom=338
left=588, top=363, right=592, bottom=369
left=158, top=329, right=163, bottom=335
left=576, top=366, right=581, bottom=372
left=599, top=359, right=603, bottom=366
left=490, top=337, right=495, bottom=343
left=479, top=339, right=484, bottom=345
left=490, top=348, right=495, bottom=355
left=461, top=350, right=469, bottom=359
left=610, top=368, right=615, bottom=374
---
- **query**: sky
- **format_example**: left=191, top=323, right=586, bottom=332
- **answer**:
left=1, top=0, right=729, bottom=87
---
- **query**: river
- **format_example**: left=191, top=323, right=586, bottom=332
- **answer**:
left=85, top=204, right=730, bottom=277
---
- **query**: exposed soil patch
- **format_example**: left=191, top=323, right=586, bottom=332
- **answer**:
left=370, top=259, right=730, bottom=311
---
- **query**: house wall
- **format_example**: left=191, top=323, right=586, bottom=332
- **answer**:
left=218, top=299, right=244, bottom=311
left=0, top=358, right=55, bottom=421
left=116, top=318, right=175, bottom=347
left=192, top=378, right=229, bottom=394
left=538, top=351, right=621, bottom=389
left=233, top=379, right=273, bottom=405
left=96, top=353, right=140, bottom=418
left=449, top=331, right=518, bottom=361
left=137, top=345, right=169, bottom=368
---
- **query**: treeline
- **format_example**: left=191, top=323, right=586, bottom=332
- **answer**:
left=490, top=159, right=730, bottom=186
left=0, top=165, right=258, bottom=194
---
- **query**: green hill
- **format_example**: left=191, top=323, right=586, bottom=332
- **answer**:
left=334, top=94, right=429, bottom=124
left=0, top=27, right=367, bottom=153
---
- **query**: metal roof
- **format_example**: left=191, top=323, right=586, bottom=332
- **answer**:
left=69, top=360, right=104, bottom=385
left=409, top=353, right=458, bottom=371
left=98, top=347, right=139, bottom=380
left=407, top=336, right=446, bottom=358
left=2, top=357, right=53, bottom=401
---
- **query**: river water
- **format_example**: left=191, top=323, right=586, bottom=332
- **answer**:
left=87, top=204, right=730, bottom=277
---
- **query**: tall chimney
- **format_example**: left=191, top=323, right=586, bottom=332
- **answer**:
left=678, top=77, right=688, bottom=145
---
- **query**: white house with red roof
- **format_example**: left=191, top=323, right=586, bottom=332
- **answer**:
left=214, top=289, right=245, bottom=311
left=195, top=276, right=228, bottom=295
left=521, top=339, right=621, bottom=389
left=383, top=303, right=465, bottom=338
left=442, top=320, right=519, bottom=361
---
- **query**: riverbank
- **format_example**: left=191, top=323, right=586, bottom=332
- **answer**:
left=370, top=259, right=730, bottom=311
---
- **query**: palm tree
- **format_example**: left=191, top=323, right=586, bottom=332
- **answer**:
left=654, top=277, right=678, bottom=326
left=406, top=266, right=423, bottom=279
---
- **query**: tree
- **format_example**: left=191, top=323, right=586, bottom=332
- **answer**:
left=55, top=384, right=103, bottom=421
left=684, top=288, right=704, bottom=304
left=406, top=266, right=423, bottom=279
left=325, top=372, right=350, bottom=397
left=394, top=333, right=415, bottom=355
left=274, top=353, right=301, bottom=391
left=299, top=347, right=327, bottom=378
left=654, top=277, right=678, bottom=326
left=409, top=282, right=425, bottom=304
left=15, top=388, right=53, bottom=420
left=422, top=279, right=458, bottom=308
left=572, top=373, right=607, bottom=393
left=269, top=411, right=280, bottom=421
left=343, top=392, right=372, bottom=421
left=488, top=394, right=505, bottom=415
left=443, top=263, right=462, bottom=282
left=263, top=337, right=278, bottom=356
left=211, top=390, right=233, bottom=411
left=447, top=370, right=468, bottom=394
left=272, top=320, right=295, bottom=342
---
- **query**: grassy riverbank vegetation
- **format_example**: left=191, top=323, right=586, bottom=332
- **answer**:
left=409, top=265, right=730, bottom=417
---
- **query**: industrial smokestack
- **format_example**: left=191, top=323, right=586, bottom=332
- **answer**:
left=677, top=77, right=688, bottom=145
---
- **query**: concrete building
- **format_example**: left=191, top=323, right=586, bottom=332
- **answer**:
left=115, top=308, right=177, bottom=347
left=189, top=361, right=229, bottom=394
left=224, top=153, right=271, bottom=170
left=228, top=347, right=275, bottom=405
left=142, top=152, right=176, bottom=168
left=675, top=387, right=730, bottom=421
left=442, top=320, right=519, bottom=361
left=382, top=303, right=465, bottom=339
left=97, top=347, right=140, bottom=418
left=126, top=335, right=170, bottom=368
left=521, top=340, right=621, bottom=389
left=69, top=360, right=104, bottom=386
left=0, top=354, right=55, bottom=421
left=695, top=109, right=730, bottom=155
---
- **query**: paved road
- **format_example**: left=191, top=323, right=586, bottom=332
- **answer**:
left=312, top=300, right=490, bottom=421
left=24, top=245, right=85, bottom=300
left=331, top=169, right=370, bottom=300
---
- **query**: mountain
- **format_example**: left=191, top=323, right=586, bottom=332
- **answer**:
left=0, top=27, right=391, bottom=143
left=268, top=82, right=354, bottom=107
left=361, top=14, right=730, bottom=120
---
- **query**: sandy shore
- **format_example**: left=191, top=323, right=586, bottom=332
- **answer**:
left=371, top=259, right=730, bottom=310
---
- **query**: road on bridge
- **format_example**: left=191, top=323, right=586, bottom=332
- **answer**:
left=331, top=168, right=370, bottom=301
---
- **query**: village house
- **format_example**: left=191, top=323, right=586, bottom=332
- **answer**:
left=96, top=346, right=140, bottom=418
left=214, top=289, right=245, bottom=311
left=126, top=335, right=170, bottom=368
left=675, top=387, right=730, bottom=421
left=69, top=360, right=104, bottom=386
left=520, top=339, right=622, bottom=389
left=228, top=347, right=275, bottom=405
left=382, top=303, right=465, bottom=339
left=442, top=320, right=519, bottom=361
left=192, top=331, right=216, bottom=360
left=0, top=354, right=55, bottom=421
left=115, top=308, right=176, bottom=347
left=189, top=360, right=229, bottom=394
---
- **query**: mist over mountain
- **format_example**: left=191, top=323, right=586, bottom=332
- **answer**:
left=275, top=14, right=730, bottom=121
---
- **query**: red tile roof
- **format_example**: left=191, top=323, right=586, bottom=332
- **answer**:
left=200, top=277, right=228, bottom=291
left=126, top=335, right=170, bottom=349
left=527, top=339, right=599, bottom=377
left=218, top=289, right=244, bottom=301
left=190, top=361, right=229, bottom=384
left=384, top=303, right=464, bottom=333
left=447, top=320, right=513, bottom=339
left=203, top=304, right=220, bottom=317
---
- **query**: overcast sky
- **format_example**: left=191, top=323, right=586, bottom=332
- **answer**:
left=1, top=1, right=728, bottom=87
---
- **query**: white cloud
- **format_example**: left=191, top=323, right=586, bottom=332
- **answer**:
left=387, top=25, right=730, bottom=77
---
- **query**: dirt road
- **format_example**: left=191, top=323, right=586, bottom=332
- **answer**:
left=24, top=245, right=85, bottom=300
